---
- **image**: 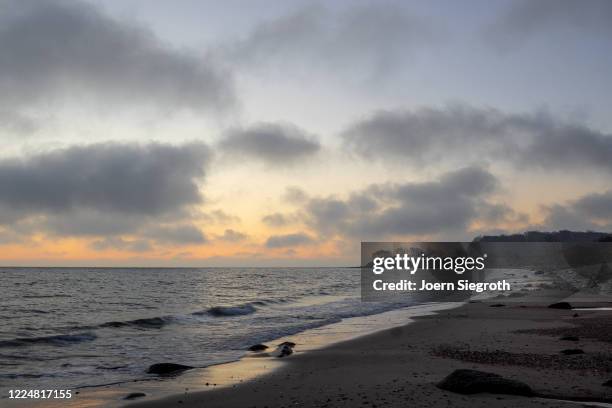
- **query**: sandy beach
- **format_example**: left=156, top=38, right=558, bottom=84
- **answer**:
left=126, top=296, right=612, bottom=408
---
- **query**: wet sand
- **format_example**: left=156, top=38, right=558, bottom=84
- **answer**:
left=130, top=296, right=612, bottom=408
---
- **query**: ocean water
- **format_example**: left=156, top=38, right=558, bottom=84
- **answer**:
left=0, top=267, right=415, bottom=391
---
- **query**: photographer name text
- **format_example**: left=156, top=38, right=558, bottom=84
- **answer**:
left=373, top=279, right=511, bottom=292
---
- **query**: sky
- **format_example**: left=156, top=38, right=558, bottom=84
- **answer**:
left=0, top=0, right=611, bottom=267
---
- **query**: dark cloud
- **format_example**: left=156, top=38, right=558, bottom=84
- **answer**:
left=543, top=190, right=612, bottom=231
left=298, top=167, right=520, bottom=239
left=0, top=142, right=209, bottom=218
left=43, top=211, right=146, bottom=237
left=342, top=104, right=612, bottom=174
left=219, top=122, right=320, bottom=164
left=0, top=0, right=234, bottom=126
left=574, top=191, right=612, bottom=220
left=226, top=3, right=439, bottom=78
left=265, top=232, right=314, bottom=248
left=218, top=229, right=248, bottom=242
left=488, top=0, right=612, bottom=50
left=0, top=142, right=211, bottom=243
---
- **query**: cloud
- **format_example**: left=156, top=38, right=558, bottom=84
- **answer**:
left=265, top=232, right=314, bottom=248
left=342, top=104, right=612, bottom=174
left=0, top=110, right=39, bottom=134
left=477, top=202, right=528, bottom=225
left=88, top=223, right=208, bottom=253
left=283, top=186, right=308, bottom=204
left=90, top=237, right=152, bottom=252
left=144, top=224, right=207, bottom=245
left=543, top=190, right=612, bottom=231
left=487, top=0, right=612, bottom=50
left=0, top=142, right=209, bottom=218
left=262, top=213, right=291, bottom=227
left=296, top=167, right=522, bottom=239
left=0, top=0, right=234, bottom=126
left=219, top=122, right=320, bottom=164
left=573, top=191, right=612, bottom=220
left=201, top=209, right=241, bottom=225
left=43, top=210, right=147, bottom=237
left=226, top=3, right=439, bottom=78
left=218, top=229, right=248, bottom=242
left=0, top=142, right=211, bottom=242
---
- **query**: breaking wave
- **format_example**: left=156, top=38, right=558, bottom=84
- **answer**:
left=196, top=304, right=257, bottom=317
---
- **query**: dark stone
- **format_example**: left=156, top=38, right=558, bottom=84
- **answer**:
left=437, top=369, right=534, bottom=396
left=248, top=344, right=268, bottom=351
left=123, top=392, right=146, bottom=400
left=277, top=344, right=293, bottom=357
left=146, top=363, right=194, bottom=375
left=548, top=302, right=572, bottom=310
left=278, top=341, right=296, bottom=347
left=560, top=349, right=584, bottom=355
left=603, top=380, right=612, bottom=387
left=489, top=304, right=505, bottom=307
left=559, top=335, right=579, bottom=341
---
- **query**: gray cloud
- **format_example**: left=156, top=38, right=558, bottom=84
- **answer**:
left=88, top=224, right=207, bottom=252
left=90, top=237, right=152, bottom=252
left=265, top=232, right=314, bottom=248
left=219, top=122, right=320, bottom=164
left=262, top=213, right=291, bottom=227
left=0, top=0, right=234, bottom=126
left=283, top=186, right=308, bottom=204
left=574, top=191, right=612, bottom=220
left=477, top=202, right=529, bottom=226
left=43, top=211, right=146, bottom=237
left=342, top=104, right=612, bottom=174
left=488, top=0, right=612, bottom=50
left=144, top=224, right=207, bottom=245
left=201, top=209, right=241, bottom=225
left=0, top=142, right=211, bottom=244
left=0, top=142, right=209, bottom=218
left=0, top=110, right=39, bottom=134
left=544, top=190, right=612, bottom=231
left=226, top=3, right=439, bottom=78
left=218, top=229, right=248, bottom=242
left=298, top=167, right=522, bottom=239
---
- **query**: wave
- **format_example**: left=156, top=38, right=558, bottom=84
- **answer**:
left=195, top=303, right=257, bottom=317
left=0, top=332, right=97, bottom=348
left=99, top=316, right=173, bottom=329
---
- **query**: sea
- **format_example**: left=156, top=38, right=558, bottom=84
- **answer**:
left=0, top=267, right=423, bottom=393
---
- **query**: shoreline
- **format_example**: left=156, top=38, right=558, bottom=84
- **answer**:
left=2, top=302, right=463, bottom=408
left=5, top=288, right=612, bottom=407
left=131, top=292, right=612, bottom=408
